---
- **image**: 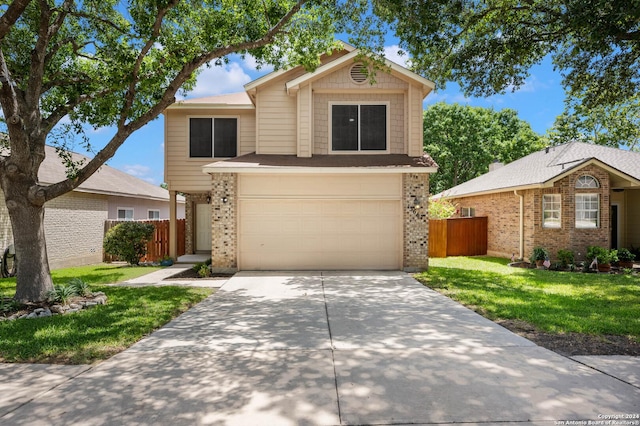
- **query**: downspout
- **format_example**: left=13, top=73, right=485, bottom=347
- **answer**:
left=514, top=190, right=524, bottom=259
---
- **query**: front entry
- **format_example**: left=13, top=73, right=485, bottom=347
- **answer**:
left=195, top=203, right=212, bottom=252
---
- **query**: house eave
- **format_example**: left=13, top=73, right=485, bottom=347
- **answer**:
left=202, top=165, right=437, bottom=175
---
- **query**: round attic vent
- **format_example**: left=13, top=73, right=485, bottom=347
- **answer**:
left=350, top=63, right=368, bottom=84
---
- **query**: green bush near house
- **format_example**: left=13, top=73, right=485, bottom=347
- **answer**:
left=557, top=249, right=575, bottom=268
left=103, top=222, right=155, bottom=265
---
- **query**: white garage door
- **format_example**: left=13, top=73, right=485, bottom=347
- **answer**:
left=238, top=174, right=402, bottom=270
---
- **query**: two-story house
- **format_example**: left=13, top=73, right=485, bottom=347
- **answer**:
left=163, top=44, right=438, bottom=272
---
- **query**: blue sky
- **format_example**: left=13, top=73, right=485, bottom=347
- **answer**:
left=78, top=45, right=567, bottom=186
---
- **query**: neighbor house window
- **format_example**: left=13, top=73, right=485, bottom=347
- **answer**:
left=148, top=210, right=160, bottom=220
left=460, top=207, right=475, bottom=217
left=542, top=194, right=561, bottom=228
left=576, top=175, right=599, bottom=189
left=117, top=208, right=134, bottom=221
left=331, top=103, right=388, bottom=152
left=575, top=194, right=599, bottom=228
left=189, top=117, right=237, bottom=158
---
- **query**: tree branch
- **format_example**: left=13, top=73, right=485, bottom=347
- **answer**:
left=119, top=0, right=180, bottom=127
left=0, top=0, right=32, bottom=41
left=44, top=0, right=312, bottom=200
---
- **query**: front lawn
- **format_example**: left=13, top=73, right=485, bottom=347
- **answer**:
left=0, top=264, right=213, bottom=364
left=415, top=257, right=640, bottom=341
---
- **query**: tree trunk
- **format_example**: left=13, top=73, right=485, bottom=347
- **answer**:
left=3, top=177, right=54, bottom=302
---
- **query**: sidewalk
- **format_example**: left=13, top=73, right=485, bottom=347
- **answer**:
left=115, top=264, right=228, bottom=288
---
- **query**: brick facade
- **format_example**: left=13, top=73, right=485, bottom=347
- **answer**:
left=208, top=172, right=431, bottom=271
left=184, top=193, right=210, bottom=254
left=210, top=173, right=237, bottom=272
left=403, top=173, right=430, bottom=270
left=451, top=165, right=612, bottom=261
left=0, top=190, right=108, bottom=269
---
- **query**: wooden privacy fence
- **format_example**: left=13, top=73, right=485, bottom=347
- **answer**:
left=429, top=217, right=488, bottom=258
left=103, top=219, right=186, bottom=262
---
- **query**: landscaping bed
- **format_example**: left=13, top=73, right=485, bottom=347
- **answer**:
left=416, top=256, right=640, bottom=356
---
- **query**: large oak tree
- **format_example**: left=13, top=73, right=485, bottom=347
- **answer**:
left=0, top=0, right=382, bottom=302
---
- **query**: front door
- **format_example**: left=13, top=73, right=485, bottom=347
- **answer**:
left=195, top=203, right=212, bottom=252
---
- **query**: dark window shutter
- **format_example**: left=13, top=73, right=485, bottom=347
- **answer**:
left=360, top=105, right=386, bottom=150
left=189, top=118, right=212, bottom=157
left=214, top=118, right=237, bottom=158
left=332, top=105, right=358, bottom=151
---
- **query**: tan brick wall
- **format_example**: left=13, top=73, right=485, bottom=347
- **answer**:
left=403, top=173, right=430, bottom=270
left=184, top=193, right=210, bottom=254
left=44, top=192, right=108, bottom=269
left=451, top=165, right=612, bottom=261
left=210, top=173, right=237, bottom=272
left=451, top=191, right=523, bottom=258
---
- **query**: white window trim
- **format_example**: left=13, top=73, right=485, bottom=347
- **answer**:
left=542, top=194, right=561, bottom=229
left=575, top=193, right=600, bottom=228
left=576, top=175, right=600, bottom=189
left=117, top=207, right=134, bottom=221
left=187, top=115, right=240, bottom=160
left=460, top=207, right=475, bottom=218
left=328, top=101, right=391, bottom=154
left=148, top=209, right=161, bottom=220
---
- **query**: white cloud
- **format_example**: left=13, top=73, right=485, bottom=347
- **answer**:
left=383, top=45, right=410, bottom=67
left=120, top=164, right=152, bottom=177
left=183, top=61, right=252, bottom=99
left=424, top=91, right=470, bottom=105
left=241, top=54, right=275, bottom=73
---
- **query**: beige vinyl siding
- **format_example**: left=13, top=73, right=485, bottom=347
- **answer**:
left=0, top=191, right=12, bottom=250
left=297, top=84, right=312, bottom=157
left=164, top=108, right=255, bottom=192
left=313, top=93, right=405, bottom=155
left=255, top=75, right=298, bottom=155
left=408, top=83, right=425, bottom=157
left=627, top=189, right=640, bottom=248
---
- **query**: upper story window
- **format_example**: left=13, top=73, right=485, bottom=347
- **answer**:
left=117, top=208, right=134, bottom=221
left=542, top=194, right=561, bottom=228
left=330, top=102, right=388, bottom=152
left=189, top=117, right=237, bottom=158
left=576, top=175, right=599, bottom=189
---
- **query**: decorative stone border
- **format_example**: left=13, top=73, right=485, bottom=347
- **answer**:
left=1, top=292, right=108, bottom=322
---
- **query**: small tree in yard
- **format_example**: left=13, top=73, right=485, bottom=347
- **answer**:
left=104, top=222, right=155, bottom=265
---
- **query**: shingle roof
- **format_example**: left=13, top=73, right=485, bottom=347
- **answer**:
left=168, top=92, right=253, bottom=108
left=441, top=142, right=640, bottom=198
left=203, top=152, right=438, bottom=173
left=36, top=145, right=183, bottom=202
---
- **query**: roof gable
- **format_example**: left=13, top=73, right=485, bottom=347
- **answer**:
left=441, top=142, right=640, bottom=198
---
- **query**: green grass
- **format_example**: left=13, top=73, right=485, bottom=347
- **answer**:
left=0, top=264, right=213, bottom=364
left=416, top=257, right=640, bottom=339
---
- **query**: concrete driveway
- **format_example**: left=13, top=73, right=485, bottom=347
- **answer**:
left=1, top=271, right=639, bottom=425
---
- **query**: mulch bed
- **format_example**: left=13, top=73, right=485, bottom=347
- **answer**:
left=497, top=319, right=640, bottom=356
left=163, top=268, right=234, bottom=280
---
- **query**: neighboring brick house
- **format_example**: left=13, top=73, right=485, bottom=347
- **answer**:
left=0, top=145, right=185, bottom=269
left=164, top=44, right=438, bottom=271
left=438, top=142, right=640, bottom=261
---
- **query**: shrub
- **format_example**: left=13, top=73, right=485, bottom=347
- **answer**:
left=556, top=249, right=575, bottom=268
left=0, top=298, right=21, bottom=314
left=197, top=264, right=210, bottom=278
left=428, top=197, right=457, bottom=219
left=104, top=222, right=155, bottom=265
left=617, top=248, right=636, bottom=262
left=47, top=284, right=77, bottom=305
left=68, top=278, right=92, bottom=297
left=586, top=246, right=617, bottom=265
left=530, top=247, right=549, bottom=263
